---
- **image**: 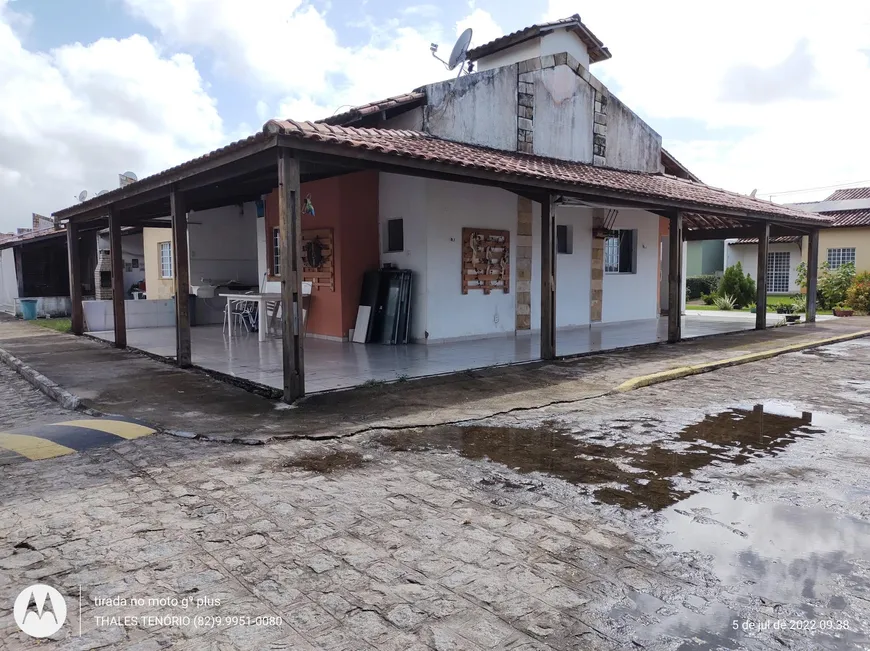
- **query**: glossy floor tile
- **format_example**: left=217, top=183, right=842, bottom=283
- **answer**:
left=88, top=314, right=770, bottom=393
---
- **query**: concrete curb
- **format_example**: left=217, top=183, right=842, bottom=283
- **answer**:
left=0, top=346, right=83, bottom=411
left=614, top=329, right=870, bottom=393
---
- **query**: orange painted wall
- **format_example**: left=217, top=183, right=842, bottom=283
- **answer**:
left=264, top=170, right=379, bottom=339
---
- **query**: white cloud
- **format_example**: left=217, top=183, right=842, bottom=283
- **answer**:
left=0, top=1, right=225, bottom=230
left=456, top=6, right=503, bottom=47
left=544, top=0, right=870, bottom=201
left=123, top=0, right=502, bottom=121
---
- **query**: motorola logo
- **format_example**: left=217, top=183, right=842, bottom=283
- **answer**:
left=13, top=584, right=67, bottom=638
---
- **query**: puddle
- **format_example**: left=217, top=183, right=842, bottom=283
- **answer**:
left=278, top=450, right=365, bottom=473
left=380, top=404, right=822, bottom=510
left=633, top=492, right=870, bottom=649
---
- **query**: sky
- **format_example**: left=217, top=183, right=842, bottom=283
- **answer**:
left=1, top=0, right=869, bottom=232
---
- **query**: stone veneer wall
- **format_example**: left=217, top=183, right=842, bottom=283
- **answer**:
left=590, top=209, right=606, bottom=322
left=514, top=52, right=610, bottom=164
left=516, top=197, right=533, bottom=330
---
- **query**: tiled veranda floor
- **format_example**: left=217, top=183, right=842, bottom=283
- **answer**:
left=86, top=312, right=817, bottom=394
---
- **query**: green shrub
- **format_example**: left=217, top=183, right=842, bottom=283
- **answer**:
left=790, top=294, right=807, bottom=314
left=701, top=293, right=715, bottom=305
left=712, top=293, right=736, bottom=310
left=686, top=275, right=719, bottom=300
left=719, top=262, right=756, bottom=308
left=846, top=272, right=870, bottom=313
left=775, top=303, right=795, bottom=314
left=819, top=262, right=855, bottom=309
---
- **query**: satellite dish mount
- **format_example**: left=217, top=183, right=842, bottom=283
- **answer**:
left=431, top=28, right=474, bottom=84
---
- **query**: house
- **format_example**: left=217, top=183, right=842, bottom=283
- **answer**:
left=0, top=214, right=145, bottom=321
left=52, top=15, right=830, bottom=402
left=725, top=187, right=870, bottom=296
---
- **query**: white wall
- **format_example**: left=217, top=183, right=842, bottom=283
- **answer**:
left=601, top=210, right=661, bottom=323
left=530, top=205, right=593, bottom=329
left=541, top=31, right=590, bottom=68
left=424, top=65, right=518, bottom=151
left=475, top=39, right=541, bottom=72
left=0, top=248, right=18, bottom=314
left=474, top=30, right=591, bottom=72
left=189, top=203, right=259, bottom=286
left=605, top=95, right=663, bottom=173
left=532, top=65, right=595, bottom=162
left=379, top=174, right=429, bottom=341
left=424, top=179, right=517, bottom=341
left=726, top=242, right=802, bottom=294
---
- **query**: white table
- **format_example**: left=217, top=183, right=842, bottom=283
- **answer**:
left=219, top=293, right=281, bottom=342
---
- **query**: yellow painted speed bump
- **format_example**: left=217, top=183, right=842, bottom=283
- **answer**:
left=0, top=433, right=76, bottom=461
left=52, top=419, right=155, bottom=440
left=0, top=418, right=157, bottom=463
left=615, top=329, right=870, bottom=393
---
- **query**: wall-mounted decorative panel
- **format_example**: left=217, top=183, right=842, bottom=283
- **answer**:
left=302, top=228, right=335, bottom=292
left=461, top=227, right=510, bottom=295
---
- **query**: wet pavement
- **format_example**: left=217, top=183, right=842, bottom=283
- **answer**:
left=2, top=340, right=870, bottom=649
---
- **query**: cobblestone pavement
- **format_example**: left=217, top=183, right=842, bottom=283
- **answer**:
left=2, top=341, right=870, bottom=649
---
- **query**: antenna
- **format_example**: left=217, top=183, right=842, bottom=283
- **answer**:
left=431, top=28, right=473, bottom=82
left=77, top=190, right=88, bottom=202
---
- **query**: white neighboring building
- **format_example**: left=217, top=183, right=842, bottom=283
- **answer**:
left=725, top=236, right=803, bottom=295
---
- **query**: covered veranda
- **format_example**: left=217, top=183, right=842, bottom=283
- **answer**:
left=53, top=121, right=829, bottom=402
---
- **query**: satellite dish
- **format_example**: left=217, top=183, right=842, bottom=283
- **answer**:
left=96, top=190, right=109, bottom=197
left=749, top=189, right=758, bottom=199
left=448, top=28, right=473, bottom=70
left=123, top=171, right=138, bottom=181
left=78, top=190, right=88, bottom=202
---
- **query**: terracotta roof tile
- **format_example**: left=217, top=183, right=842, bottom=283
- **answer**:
left=818, top=209, right=870, bottom=228
left=264, top=121, right=827, bottom=225
left=730, top=236, right=803, bottom=245
left=318, top=92, right=425, bottom=127
left=825, top=187, right=870, bottom=201
left=467, top=15, right=611, bottom=64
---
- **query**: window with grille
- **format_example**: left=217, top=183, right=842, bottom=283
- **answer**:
left=272, top=228, right=281, bottom=276
left=604, top=229, right=636, bottom=273
left=826, top=247, right=856, bottom=269
left=766, top=251, right=790, bottom=293
left=159, top=242, right=172, bottom=278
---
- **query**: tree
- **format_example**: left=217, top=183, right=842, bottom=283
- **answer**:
left=719, top=262, right=756, bottom=308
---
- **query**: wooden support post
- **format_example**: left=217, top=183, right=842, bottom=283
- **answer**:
left=278, top=148, right=305, bottom=401
left=667, top=211, right=683, bottom=344
left=66, top=220, right=84, bottom=335
left=756, top=222, right=770, bottom=330
left=109, top=207, right=127, bottom=348
left=171, top=188, right=192, bottom=367
left=806, top=229, right=819, bottom=323
left=540, top=194, right=557, bottom=360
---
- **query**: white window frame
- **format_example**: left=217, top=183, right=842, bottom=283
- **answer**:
left=272, top=227, right=281, bottom=276
left=159, top=241, right=173, bottom=279
left=826, top=247, right=856, bottom=269
left=766, top=251, right=790, bottom=293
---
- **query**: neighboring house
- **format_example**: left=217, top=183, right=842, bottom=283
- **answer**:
left=725, top=235, right=802, bottom=295
left=725, top=187, right=870, bottom=296
left=0, top=217, right=145, bottom=319
left=792, top=187, right=870, bottom=273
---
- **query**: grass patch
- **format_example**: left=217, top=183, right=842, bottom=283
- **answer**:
left=686, top=296, right=833, bottom=316
left=32, top=318, right=72, bottom=333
